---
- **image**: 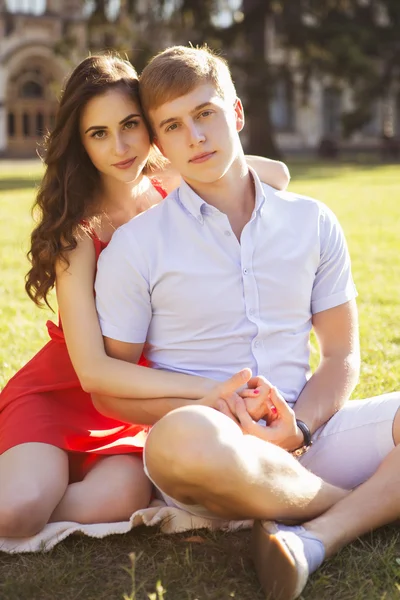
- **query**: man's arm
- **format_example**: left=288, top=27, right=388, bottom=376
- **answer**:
left=293, top=299, right=360, bottom=435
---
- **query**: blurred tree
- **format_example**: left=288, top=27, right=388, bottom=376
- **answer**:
left=280, top=0, right=400, bottom=138
left=87, top=0, right=400, bottom=153
left=87, top=0, right=284, bottom=158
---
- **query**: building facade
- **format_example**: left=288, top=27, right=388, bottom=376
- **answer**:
left=264, top=15, right=400, bottom=154
left=0, top=1, right=399, bottom=157
left=0, top=0, right=87, bottom=157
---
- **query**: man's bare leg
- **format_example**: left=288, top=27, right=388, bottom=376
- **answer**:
left=144, top=405, right=348, bottom=522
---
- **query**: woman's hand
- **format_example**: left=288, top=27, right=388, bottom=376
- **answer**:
left=239, top=375, right=279, bottom=422
left=198, top=368, right=253, bottom=413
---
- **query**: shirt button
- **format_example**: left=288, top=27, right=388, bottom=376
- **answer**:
left=249, top=308, right=255, bottom=316
left=254, top=340, right=261, bottom=348
left=243, top=268, right=249, bottom=275
left=197, top=215, right=202, bottom=222
left=224, top=230, right=231, bottom=237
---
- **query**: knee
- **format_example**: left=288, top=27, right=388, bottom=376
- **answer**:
left=100, top=455, right=152, bottom=510
left=145, top=405, right=242, bottom=485
left=0, top=493, right=50, bottom=537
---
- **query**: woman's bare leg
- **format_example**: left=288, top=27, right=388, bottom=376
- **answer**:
left=0, top=443, right=69, bottom=537
left=50, top=454, right=152, bottom=523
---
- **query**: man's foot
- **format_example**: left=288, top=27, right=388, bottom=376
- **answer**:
left=251, top=521, right=325, bottom=600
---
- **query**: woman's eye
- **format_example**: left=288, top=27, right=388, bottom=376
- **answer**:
left=124, top=120, right=139, bottom=130
left=91, top=130, right=106, bottom=139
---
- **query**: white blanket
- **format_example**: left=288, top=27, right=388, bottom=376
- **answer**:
left=0, top=499, right=252, bottom=553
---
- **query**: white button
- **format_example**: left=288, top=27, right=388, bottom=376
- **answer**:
left=249, top=308, right=255, bottom=316
left=197, top=215, right=203, bottom=222
left=224, top=230, right=231, bottom=237
left=243, top=268, right=249, bottom=275
left=254, top=340, right=260, bottom=348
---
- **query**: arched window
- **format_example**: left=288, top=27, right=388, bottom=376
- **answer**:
left=23, top=113, right=30, bottom=136
left=36, top=112, right=44, bottom=136
left=20, top=80, right=43, bottom=99
left=323, top=87, right=342, bottom=136
left=8, top=112, right=15, bottom=137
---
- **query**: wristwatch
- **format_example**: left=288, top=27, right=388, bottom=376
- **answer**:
left=291, top=419, right=313, bottom=457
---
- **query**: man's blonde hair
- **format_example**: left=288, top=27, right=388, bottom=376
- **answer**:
left=139, top=45, right=237, bottom=129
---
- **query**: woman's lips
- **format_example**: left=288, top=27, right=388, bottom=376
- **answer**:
left=112, top=158, right=136, bottom=169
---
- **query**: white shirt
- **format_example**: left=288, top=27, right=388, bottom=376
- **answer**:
left=95, top=169, right=357, bottom=406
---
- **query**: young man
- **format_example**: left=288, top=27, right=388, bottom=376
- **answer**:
left=93, top=46, right=400, bottom=600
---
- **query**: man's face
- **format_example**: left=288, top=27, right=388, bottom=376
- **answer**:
left=150, top=83, right=244, bottom=186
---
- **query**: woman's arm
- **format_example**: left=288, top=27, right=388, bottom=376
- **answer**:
left=55, top=233, right=213, bottom=399
left=155, top=157, right=290, bottom=194
left=245, top=156, right=290, bottom=191
left=93, top=366, right=252, bottom=425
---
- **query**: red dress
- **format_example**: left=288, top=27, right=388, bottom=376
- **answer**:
left=0, top=182, right=167, bottom=482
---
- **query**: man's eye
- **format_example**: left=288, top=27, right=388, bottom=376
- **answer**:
left=166, top=123, right=178, bottom=132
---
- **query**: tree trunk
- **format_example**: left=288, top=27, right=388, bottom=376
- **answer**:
left=242, top=0, right=282, bottom=159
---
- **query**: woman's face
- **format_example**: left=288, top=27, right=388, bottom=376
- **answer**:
left=80, top=88, right=151, bottom=184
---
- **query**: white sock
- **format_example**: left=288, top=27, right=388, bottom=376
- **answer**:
left=276, top=524, right=325, bottom=574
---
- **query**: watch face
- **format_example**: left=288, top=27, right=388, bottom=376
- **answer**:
left=291, top=444, right=312, bottom=458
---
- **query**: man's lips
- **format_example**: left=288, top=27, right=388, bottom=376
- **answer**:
left=112, top=158, right=136, bottom=169
left=189, top=151, right=216, bottom=164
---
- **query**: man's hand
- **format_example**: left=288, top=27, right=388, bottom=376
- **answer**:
left=219, top=387, right=304, bottom=451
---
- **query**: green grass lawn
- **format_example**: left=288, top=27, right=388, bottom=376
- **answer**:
left=0, top=160, right=399, bottom=599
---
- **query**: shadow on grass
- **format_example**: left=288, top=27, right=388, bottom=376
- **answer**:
left=0, top=178, right=40, bottom=191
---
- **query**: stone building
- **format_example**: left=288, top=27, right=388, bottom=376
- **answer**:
left=264, top=14, right=400, bottom=155
left=0, top=0, right=86, bottom=157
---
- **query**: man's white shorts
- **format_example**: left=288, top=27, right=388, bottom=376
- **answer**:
left=143, top=392, right=400, bottom=519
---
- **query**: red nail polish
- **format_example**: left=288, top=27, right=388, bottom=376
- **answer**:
left=253, top=389, right=260, bottom=395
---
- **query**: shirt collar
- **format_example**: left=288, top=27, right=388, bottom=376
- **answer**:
left=177, top=165, right=267, bottom=223
left=248, top=165, right=267, bottom=215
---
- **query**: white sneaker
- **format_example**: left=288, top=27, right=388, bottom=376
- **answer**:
left=251, top=520, right=309, bottom=600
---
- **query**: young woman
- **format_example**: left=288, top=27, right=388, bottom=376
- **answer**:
left=0, top=54, right=290, bottom=538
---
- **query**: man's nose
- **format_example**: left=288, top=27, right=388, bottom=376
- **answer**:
left=188, top=122, right=206, bottom=146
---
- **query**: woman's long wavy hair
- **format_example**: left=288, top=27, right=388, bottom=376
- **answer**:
left=25, top=54, right=162, bottom=309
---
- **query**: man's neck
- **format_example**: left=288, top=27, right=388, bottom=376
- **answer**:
left=183, top=155, right=256, bottom=240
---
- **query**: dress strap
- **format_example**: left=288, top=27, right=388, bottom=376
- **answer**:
left=150, top=178, right=168, bottom=199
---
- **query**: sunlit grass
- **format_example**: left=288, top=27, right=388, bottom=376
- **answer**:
left=0, top=159, right=399, bottom=599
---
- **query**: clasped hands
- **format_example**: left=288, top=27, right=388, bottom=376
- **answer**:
left=202, top=369, right=304, bottom=452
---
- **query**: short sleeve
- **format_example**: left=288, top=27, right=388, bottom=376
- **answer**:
left=95, top=227, right=151, bottom=343
left=311, top=205, right=357, bottom=314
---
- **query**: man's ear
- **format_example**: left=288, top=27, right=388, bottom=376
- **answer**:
left=234, top=97, right=245, bottom=132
